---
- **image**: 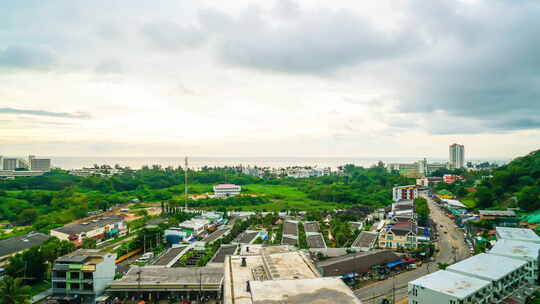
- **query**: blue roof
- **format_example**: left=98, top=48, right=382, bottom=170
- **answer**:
left=386, top=259, right=405, bottom=268
left=341, top=272, right=359, bottom=279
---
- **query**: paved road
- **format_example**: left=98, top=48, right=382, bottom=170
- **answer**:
left=354, top=191, right=470, bottom=303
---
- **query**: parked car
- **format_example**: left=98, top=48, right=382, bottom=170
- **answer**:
left=136, top=252, right=154, bottom=262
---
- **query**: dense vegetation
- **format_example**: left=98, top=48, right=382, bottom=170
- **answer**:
left=0, top=164, right=411, bottom=236
left=472, top=149, right=540, bottom=211
left=414, top=197, right=429, bottom=226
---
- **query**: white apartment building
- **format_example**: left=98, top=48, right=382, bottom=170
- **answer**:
left=410, top=228, right=538, bottom=304
left=446, top=253, right=529, bottom=303
left=392, top=185, right=418, bottom=202
left=213, top=184, right=241, bottom=198
left=30, top=158, right=51, bottom=171
left=2, top=158, right=19, bottom=170
left=449, top=143, right=465, bottom=169
left=408, top=270, right=492, bottom=304
left=496, top=227, right=540, bottom=244
left=489, top=239, right=540, bottom=284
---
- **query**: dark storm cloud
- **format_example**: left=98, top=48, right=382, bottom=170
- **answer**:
left=204, top=7, right=421, bottom=74
left=0, top=45, right=56, bottom=69
left=388, top=0, right=540, bottom=133
left=0, top=108, right=90, bottom=119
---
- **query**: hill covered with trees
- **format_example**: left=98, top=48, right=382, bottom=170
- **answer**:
left=473, top=149, right=540, bottom=211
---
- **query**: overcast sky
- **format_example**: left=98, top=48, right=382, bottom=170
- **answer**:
left=1, top=0, right=539, bottom=158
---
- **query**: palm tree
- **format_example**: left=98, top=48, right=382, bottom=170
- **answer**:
left=0, top=276, right=31, bottom=304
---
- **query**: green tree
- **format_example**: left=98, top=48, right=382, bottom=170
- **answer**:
left=0, top=276, right=31, bottom=304
left=414, top=197, right=429, bottom=226
left=16, top=209, right=39, bottom=226
left=518, top=186, right=540, bottom=212
left=82, top=237, right=97, bottom=249
left=475, top=186, right=494, bottom=209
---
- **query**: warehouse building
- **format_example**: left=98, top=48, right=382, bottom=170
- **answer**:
left=50, top=216, right=126, bottom=244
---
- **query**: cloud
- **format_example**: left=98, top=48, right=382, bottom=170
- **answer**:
left=203, top=5, right=421, bottom=74
left=0, top=45, right=56, bottom=69
left=140, top=21, right=207, bottom=51
left=0, top=107, right=90, bottom=119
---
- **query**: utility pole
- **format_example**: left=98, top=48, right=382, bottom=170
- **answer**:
left=392, top=273, right=395, bottom=304
left=137, top=268, right=142, bottom=300
left=184, top=156, right=188, bottom=211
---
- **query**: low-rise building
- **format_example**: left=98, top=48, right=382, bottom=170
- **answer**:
left=165, top=217, right=211, bottom=243
left=0, top=170, right=46, bottom=179
left=378, top=222, right=427, bottom=250
left=443, top=174, right=462, bottom=184
left=109, top=266, right=224, bottom=302
left=0, top=232, right=49, bottom=266
left=392, top=185, right=418, bottom=202
left=446, top=253, right=530, bottom=302
left=50, top=216, right=126, bottom=244
left=496, top=227, right=540, bottom=244
left=223, top=248, right=362, bottom=304
left=408, top=270, right=493, bottom=304
left=478, top=210, right=520, bottom=227
left=213, top=184, right=241, bottom=198
left=316, top=250, right=399, bottom=277
left=52, top=249, right=116, bottom=303
left=351, top=231, right=378, bottom=251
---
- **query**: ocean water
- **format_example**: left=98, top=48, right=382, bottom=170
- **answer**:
left=50, top=156, right=447, bottom=170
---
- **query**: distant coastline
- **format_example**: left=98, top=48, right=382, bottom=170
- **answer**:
left=40, top=156, right=510, bottom=170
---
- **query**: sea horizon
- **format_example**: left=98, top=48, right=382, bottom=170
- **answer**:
left=23, top=156, right=512, bottom=170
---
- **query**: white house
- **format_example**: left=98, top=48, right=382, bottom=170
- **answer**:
left=213, top=184, right=241, bottom=198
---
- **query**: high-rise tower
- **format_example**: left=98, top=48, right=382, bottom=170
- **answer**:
left=449, top=143, right=465, bottom=169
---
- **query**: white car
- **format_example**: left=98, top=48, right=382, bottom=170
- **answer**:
left=136, top=252, right=154, bottom=262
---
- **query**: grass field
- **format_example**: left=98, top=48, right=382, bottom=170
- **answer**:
left=239, top=184, right=339, bottom=211
left=171, top=183, right=340, bottom=211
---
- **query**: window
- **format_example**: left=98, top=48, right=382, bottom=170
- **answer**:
left=83, top=272, right=93, bottom=280
left=70, top=283, right=80, bottom=290
left=54, top=271, right=66, bottom=278
left=83, top=283, right=93, bottom=291
left=54, top=282, right=66, bottom=289
left=70, top=272, right=80, bottom=279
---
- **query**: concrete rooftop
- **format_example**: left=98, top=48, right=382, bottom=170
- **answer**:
left=249, top=277, right=363, bottom=304
left=489, top=239, right=540, bottom=260
left=410, top=270, right=491, bottom=299
left=496, top=227, right=540, bottom=243
left=447, top=253, right=527, bottom=281
left=111, top=266, right=224, bottom=287
left=223, top=251, right=320, bottom=304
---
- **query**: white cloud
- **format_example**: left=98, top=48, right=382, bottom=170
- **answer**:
left=0, top=0, right=538, bottom=159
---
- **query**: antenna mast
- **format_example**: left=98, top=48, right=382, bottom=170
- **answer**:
left=184, top=156, right=188, bottom=210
